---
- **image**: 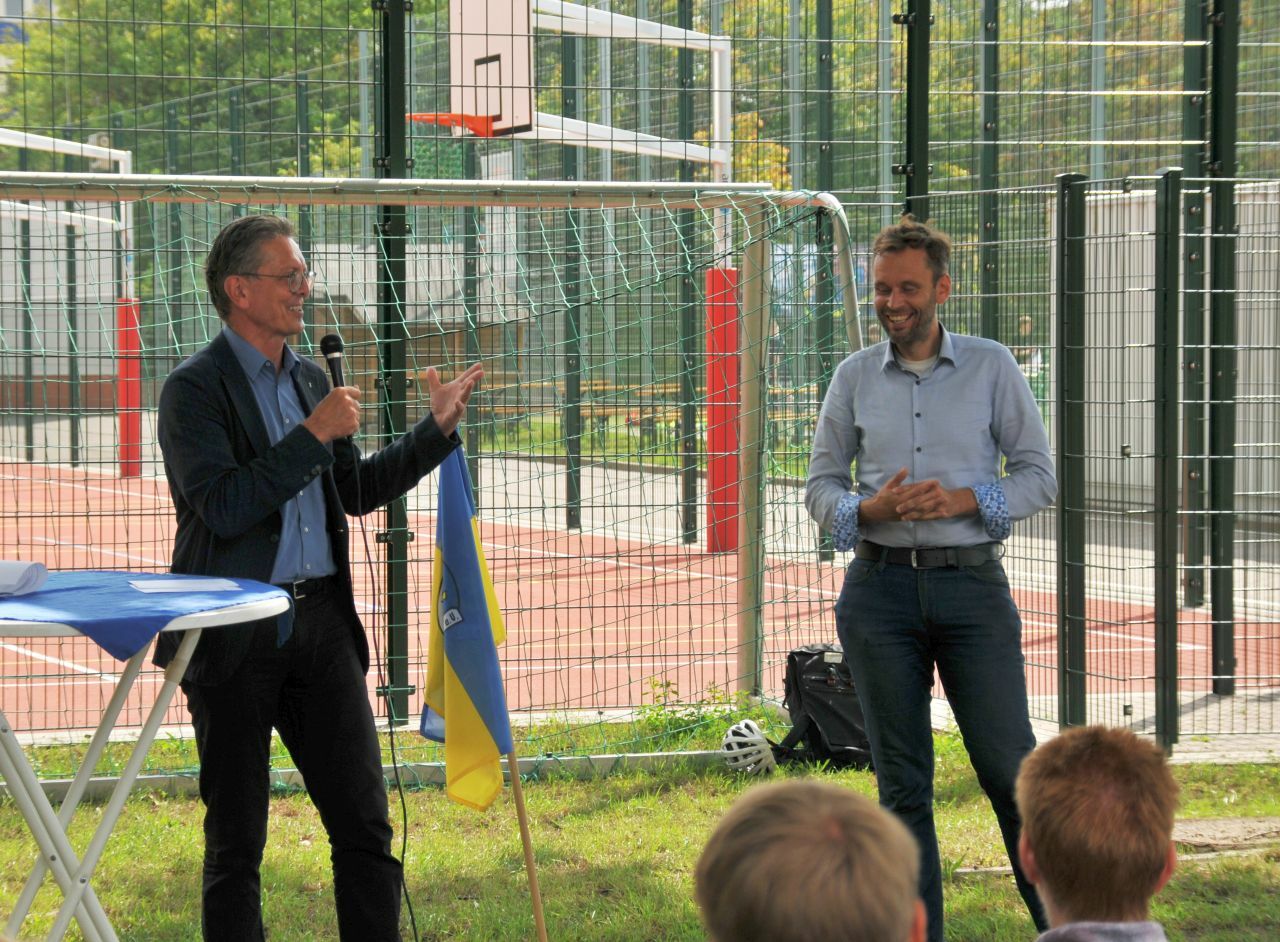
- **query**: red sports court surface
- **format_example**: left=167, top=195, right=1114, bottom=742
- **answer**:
left=2, top=461, right=1277, bottom=739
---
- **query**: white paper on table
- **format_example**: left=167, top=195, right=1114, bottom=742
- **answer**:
left=0, top=560, right=50, bottom=596
left=129, top=577, right=241, bottom=593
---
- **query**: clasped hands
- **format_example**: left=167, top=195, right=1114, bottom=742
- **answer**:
left=858, top=467, right=977, bottom=524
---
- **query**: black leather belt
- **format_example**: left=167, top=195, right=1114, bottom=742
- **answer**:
left=274, top=575, right=338, bottom=600
left=855, top=541, right=1002, bottom=569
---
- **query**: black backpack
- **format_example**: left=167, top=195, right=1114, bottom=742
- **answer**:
left=774, top=644, right=874, bottom=771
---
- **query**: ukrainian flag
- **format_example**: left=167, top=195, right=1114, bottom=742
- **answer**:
left=421, top=447, right=514, bottom=810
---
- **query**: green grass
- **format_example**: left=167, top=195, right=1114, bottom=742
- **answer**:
left=2, top=731, right=1277, bottom=941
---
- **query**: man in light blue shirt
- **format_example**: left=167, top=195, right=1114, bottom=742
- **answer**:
left=806, top=216, right=1056, bottom=942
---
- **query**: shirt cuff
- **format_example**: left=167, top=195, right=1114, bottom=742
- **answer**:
left=832, top=493, right=862, bottom=552
left=973, top=482, right=1011, bottom=541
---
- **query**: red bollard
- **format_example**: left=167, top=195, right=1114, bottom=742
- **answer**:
left=117, top=298, right=142, bottom=478
left=705, top=267, right=739, bottom=554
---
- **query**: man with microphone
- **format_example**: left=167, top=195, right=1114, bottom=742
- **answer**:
left=156, top=213, right=482, bottom=941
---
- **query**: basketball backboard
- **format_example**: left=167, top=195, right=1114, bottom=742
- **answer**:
left=450, top=0, right=534, bottom=136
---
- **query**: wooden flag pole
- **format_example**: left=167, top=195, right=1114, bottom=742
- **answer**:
left=507, top=751, right=549, bottom=942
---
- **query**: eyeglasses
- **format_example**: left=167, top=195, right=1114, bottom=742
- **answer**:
left=235, top=270, right=316, bottom=292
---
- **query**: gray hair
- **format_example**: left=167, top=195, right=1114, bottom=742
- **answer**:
left=205, top=215, right=296, bottom=319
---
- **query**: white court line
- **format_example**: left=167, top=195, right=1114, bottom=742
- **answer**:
left=0, top=641, right=121, bottom=683
left=31, top=535, right=168, bottom=568
left=1021, top=615, right=1209, bottom=650
left=0, top=469, right=171, bottom=504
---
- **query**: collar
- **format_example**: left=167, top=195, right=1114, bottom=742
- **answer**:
left=222, top=324, right=299, bottom=379
left=880, top=325, right=957, bottom=372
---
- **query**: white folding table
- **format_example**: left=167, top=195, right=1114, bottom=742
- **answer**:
left=0, top=573, right=290, bottom=942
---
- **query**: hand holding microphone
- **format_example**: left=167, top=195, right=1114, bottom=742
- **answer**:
left=303, top=333, right=361, bottom=444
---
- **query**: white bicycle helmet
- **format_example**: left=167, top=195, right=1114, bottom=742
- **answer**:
left=721, top=719, right=777, bottom=775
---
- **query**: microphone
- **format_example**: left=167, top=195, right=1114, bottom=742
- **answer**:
left=319, top=333, right=345, bottom=388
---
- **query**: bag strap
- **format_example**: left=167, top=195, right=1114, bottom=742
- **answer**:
left=774, top=712, right=811, bottom=755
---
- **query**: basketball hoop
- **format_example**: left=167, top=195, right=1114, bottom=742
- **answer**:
left=408, top=112, right=498, bottom=138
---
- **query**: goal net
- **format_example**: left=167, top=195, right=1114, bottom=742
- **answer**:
left=0, top=171, right=860, bottom=772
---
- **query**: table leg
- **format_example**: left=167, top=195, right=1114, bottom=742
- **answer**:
left=47, top=627, right=204, bottom=941
left=0, top=710, right=112, bottom=942
left=9, top=649, right=146, bottom=936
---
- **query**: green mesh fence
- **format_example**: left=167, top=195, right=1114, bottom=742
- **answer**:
left=0, top=0, right=1278, bottom=774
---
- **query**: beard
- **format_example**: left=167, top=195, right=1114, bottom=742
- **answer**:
left=877, top=301, right=938, bottom=354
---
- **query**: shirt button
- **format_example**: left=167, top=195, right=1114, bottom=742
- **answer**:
left=915, top=412, right=921, bottom=418
left=916, top=447, right=922, bottom=452
left=303, top=527, right=310, bottom=533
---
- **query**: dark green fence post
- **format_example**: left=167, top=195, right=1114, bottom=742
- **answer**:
left=296, top=81, right=313, bottom=329
left=561, top=33, right=583, bottom=532
left=815, top=0, right=836, bottom=562
left=63, top=129, right=80, bottom=468
left=1208, top=0, right=1238, bottom=696
left=110, top=114, right=127, bottom=322
left=375, top=0, right=413, bottom=725
left=1180, top=0, right=1209, bottom=608
left=229, top=88, right=245, bottom=219
left=1055, top=172, right=1087, bottom=729
left=678, top=0, right=698, bottom=545
left=1154, top=167, right=1182, bottom=753
left=165, top=103, right=184, bottom=353
left=462, top=144, right=483, bottom=487
left=978, top=0, right=999, bottom=341
left=19, top=145, right=34, bottom=462
left=899, top=0, right=930, bottom=221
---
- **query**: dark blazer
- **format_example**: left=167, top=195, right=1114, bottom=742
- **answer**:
left=155, top=330, right=458, bottom=685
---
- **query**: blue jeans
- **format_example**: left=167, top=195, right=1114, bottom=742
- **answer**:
left=835, top=554, right=1048, bottom=942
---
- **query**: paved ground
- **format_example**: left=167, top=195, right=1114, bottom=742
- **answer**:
left=1174, top=817, right=1280, bottom=849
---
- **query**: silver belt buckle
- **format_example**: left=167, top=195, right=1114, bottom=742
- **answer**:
left=911, top=549, right=920, bottom=569
left=292, top=579, right=309, bottom=600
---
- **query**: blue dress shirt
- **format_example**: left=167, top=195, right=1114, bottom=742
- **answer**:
left=224, top=326, right=337, bottom=584
left=805, top=329, right=1056, bottom=552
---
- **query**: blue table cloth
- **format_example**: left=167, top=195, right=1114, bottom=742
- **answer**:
left=0, top=571, right=288, bottom=661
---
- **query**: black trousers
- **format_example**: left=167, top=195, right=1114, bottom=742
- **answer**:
left=183, top=581, right=402, bottom=941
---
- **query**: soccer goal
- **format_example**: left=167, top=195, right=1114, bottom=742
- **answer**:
left=0, top=170, right=860, bottom=742
left=0, top=129, right=141, bottom=475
